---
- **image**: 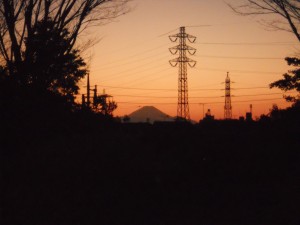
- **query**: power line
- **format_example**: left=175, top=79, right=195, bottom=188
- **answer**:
left=186, top=25, right=212, bottom=28
left=157, top=28, right=181, bottom=38
left=111, top=92, right=289, bottom=99
left=195, top=67, right=283, bottom=75
left=195, top=55, right=283, bottom=60
left=233, top=93, right=289, bottom=97
left=114, top=95, right=221, bottom=99
left=94, top=31, right=176, bottom=59
left=114, top=68, right=174, bottom=87
left=93, top=59, right=171, bottom=81
left=232, top=87, right=268, bottom=90
left=229, top=98, right=284, bottom=103
left=197, top=42, right=297, bottom=46
left=99, top=85, right=177, bottom=91
left=157, top=25, right=212, bottom=38
left=92, top=51, right=170, bottom=71
left=116, top=97, right=284, bottom=105
left=97, top=85, right=271, bottom=91
left=96, top=61, right=171, bottom=83
left=93, top=42, right=171, bottom=68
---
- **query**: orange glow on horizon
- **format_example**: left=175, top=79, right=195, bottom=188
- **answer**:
left=77, top=0, right=298, bottom=122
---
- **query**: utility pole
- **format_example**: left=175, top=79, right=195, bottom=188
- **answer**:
left=86, top=72, right=91, bottom=108
left=169, top=26, right=196, bottom=120
left=224, top=72, right=232, bottom=119
left=199, top=103, right=205, bottom=120
left=92, top=85, right=97, bottom=108
left=82, top=74, right=96, bottom=109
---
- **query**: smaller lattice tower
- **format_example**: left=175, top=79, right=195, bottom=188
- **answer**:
left=224, top=72, right=232, bottom=119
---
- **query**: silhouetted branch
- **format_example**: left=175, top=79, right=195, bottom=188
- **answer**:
left=0, top=0, right=131, bottom=74
left=227, top=0, right=300, bottom=42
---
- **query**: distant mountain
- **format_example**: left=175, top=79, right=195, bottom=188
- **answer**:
left=126, top=106, right=175, bottom=123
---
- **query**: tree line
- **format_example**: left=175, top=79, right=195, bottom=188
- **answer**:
left=0, top=0, right=130, bottom=118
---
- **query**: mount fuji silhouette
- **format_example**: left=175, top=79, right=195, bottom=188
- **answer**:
left=126, top=106, right=175, bottom=123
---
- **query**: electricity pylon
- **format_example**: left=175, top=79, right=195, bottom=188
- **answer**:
left=169, top=26, right=196, bottom=121
left=224, top=72, right=232, bottom=119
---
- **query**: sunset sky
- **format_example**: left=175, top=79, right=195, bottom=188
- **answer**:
left=78, top=0, right=299, bottom=121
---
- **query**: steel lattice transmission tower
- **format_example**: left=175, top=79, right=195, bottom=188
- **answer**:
left=169, top=27, right=196, bottom=120
left=224, top=72, right=232, bottom=119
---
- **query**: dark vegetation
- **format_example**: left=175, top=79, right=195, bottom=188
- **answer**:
left=1, top=100, right=300, bottom=225
left=270, top=57, right=300, bottom=103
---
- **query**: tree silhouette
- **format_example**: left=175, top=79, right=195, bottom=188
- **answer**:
left=24, top=19, right=87, bottom=101
left=227, top=0, right=300, bottom=42
left=0, top=0, right=130, bottom=91
left=93, top=94, right=117, bottom=116
left=270, top=57, right=300, bottom=104
left=123, top=115, right=131, bottom=123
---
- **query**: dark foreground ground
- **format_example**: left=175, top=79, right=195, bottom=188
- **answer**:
left=1, top=114, right=300, bottom=225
